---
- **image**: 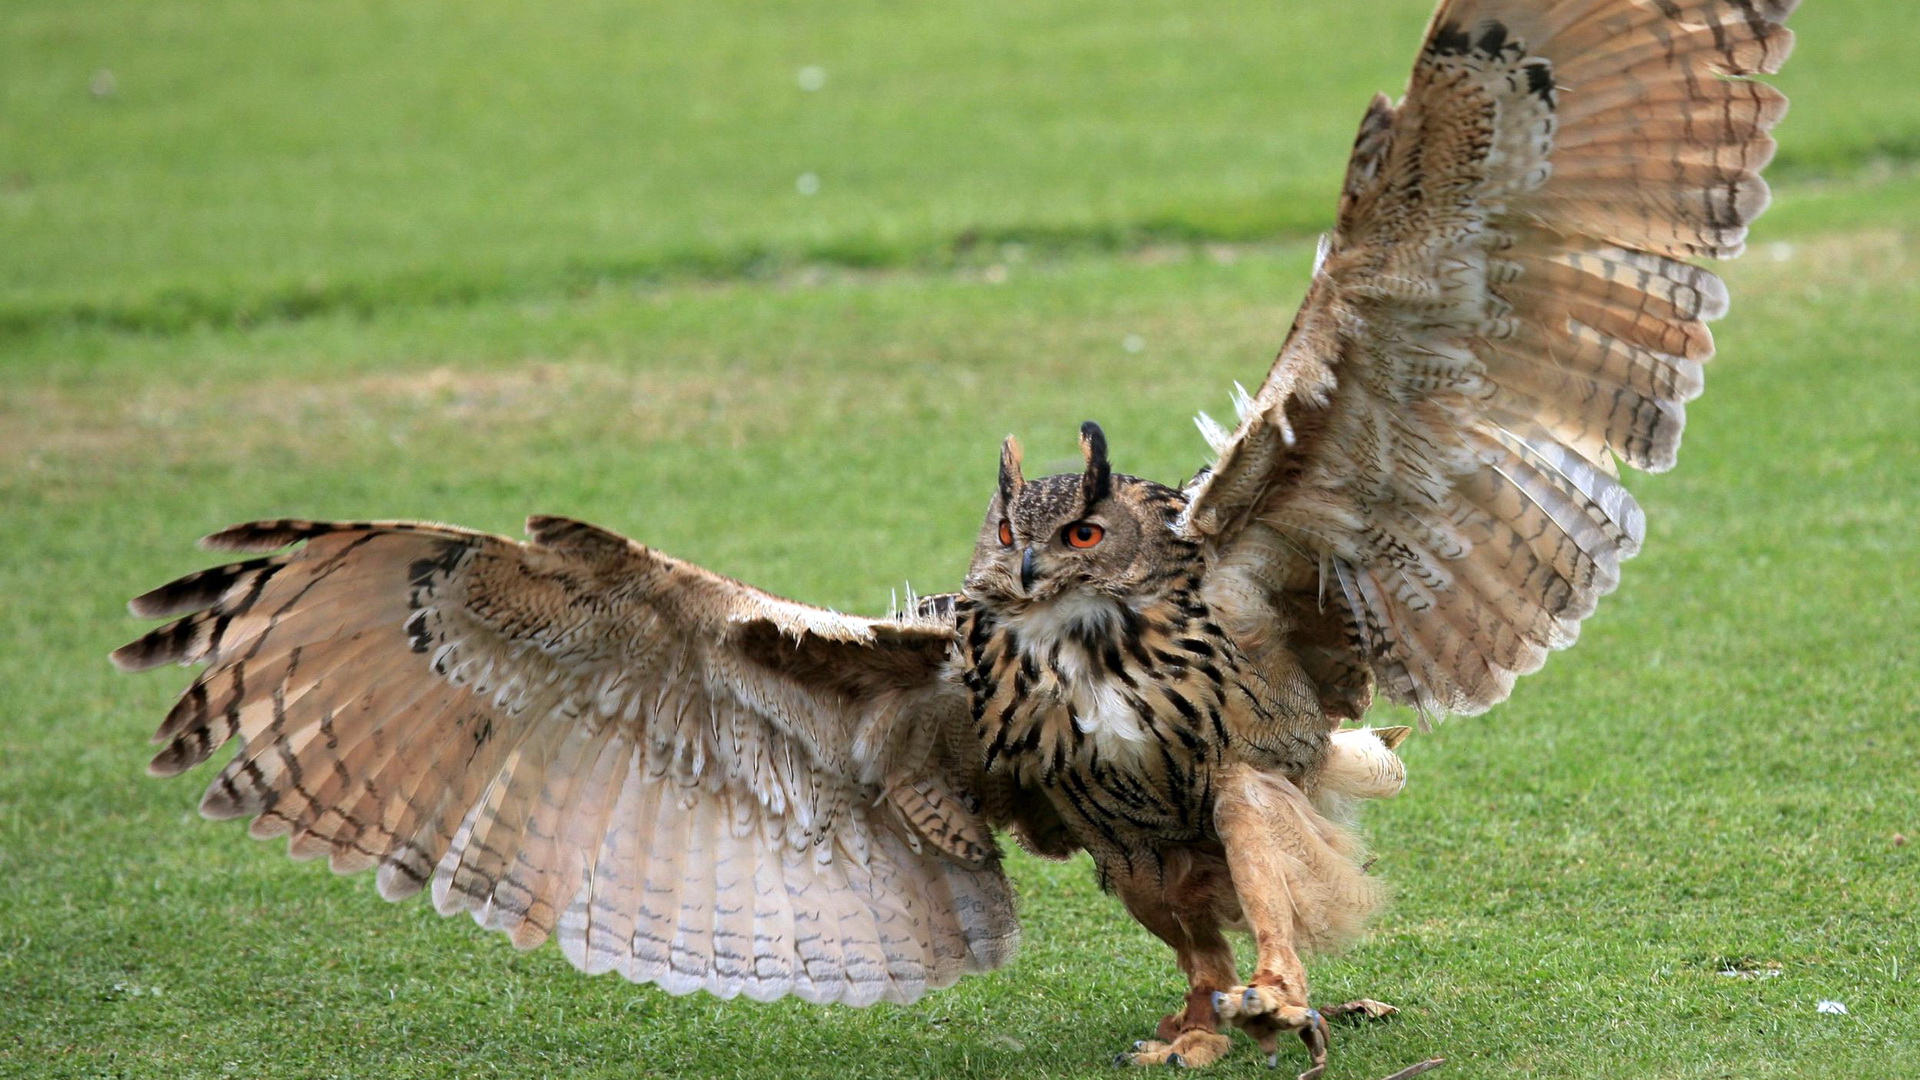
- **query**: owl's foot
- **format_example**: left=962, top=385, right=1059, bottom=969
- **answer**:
left=1114, top=1030, right=1233, bottom=1068
left=1111, top=985, right=1233, bottom=1067
left=1212, top=987, right=1330, bottom=1079
left=1211, top=990, right=1399, bottom=1076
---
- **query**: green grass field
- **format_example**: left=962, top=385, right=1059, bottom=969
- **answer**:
left=3, top=1, right=1916, bottom=1077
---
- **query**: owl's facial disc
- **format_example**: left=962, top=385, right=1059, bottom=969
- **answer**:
left=964, top=422, right=1180, bottom=608
left=968, top=471, right=1123, bottom=603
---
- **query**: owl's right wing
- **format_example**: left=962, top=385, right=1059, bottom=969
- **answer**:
left=113, top=516, right=1015, bottom=1006
left=1181, top=0, right=1795, bottom=720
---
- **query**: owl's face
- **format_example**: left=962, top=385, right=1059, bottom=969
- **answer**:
left=963, top=423, right=1187, bottom=608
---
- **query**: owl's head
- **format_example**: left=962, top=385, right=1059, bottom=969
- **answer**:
left=963, top=421, right=1190, bottom=608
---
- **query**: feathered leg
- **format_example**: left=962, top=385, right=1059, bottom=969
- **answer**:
left=1211, top=762, right=1392, bottom=1079
left=1110, top=859, right=1236, bottom=1069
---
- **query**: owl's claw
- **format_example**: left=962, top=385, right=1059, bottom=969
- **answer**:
left=1212, top=984, right=1315, bottom=1028
left=1213, top=986, right=1338, bottom=1078
left=1131, top=987, right=1388, bottom=1069
left=1117, top=1031, right=1231, bottom=1068
left=1296, top=1008, right=1330, bottom=1080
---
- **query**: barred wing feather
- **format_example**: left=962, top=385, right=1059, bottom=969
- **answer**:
left=1182, top=0, right=1797, bottom=718
left=113, top=516, right=1016, bottom=1005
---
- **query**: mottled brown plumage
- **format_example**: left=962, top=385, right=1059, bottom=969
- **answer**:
left=118, top=516, right=1014, bottom=1005
left=116, top=0, right=1797, bottom=1072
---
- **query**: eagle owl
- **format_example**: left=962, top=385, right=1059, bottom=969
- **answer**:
left=115, top=0, right=1798, bottom=1074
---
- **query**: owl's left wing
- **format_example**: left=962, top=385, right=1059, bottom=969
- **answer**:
left=1182, top=0, right=1796, bottom=719
left=113, top=516, right=1015, bottom=1006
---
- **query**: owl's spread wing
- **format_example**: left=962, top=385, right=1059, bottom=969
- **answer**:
left=1180, top=0, right=1795, bottom=720
left=113, top=516, right=1016, bottom=1005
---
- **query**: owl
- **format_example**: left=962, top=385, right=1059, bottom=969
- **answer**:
left=114, top=0, right=1798, bottom=1074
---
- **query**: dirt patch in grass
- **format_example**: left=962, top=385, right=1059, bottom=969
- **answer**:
left=0, top=361, right=820, bottom=472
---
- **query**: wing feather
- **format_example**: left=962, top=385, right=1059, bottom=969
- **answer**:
left=116, top=517, right=1016, bottom=1004
left=1183, top=0, right=1795, bottom=718
left=741, top=821, right=800, bottom=1000
left=571, top=754, right=658, bottom=976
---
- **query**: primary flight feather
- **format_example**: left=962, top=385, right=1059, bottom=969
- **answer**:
left=116, top=1, right=1798, bottom=1072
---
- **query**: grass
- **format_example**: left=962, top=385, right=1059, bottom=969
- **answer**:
left=2, top=1, right=1917, bottom=1077
left=3, top=0, right=1918, bottom=333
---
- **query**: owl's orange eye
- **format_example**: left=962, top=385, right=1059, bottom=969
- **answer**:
left=997, top=520, right=1014, bottom=547
left=1063, top=522, right=1104, bottom=549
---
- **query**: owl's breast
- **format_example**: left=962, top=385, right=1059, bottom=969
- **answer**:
left=959, top=588, right=1254, bottom=843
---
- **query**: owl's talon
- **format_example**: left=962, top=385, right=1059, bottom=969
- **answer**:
left=1119, top=1031, right=1231, bottom=1068
left=1215, top=984, right=1333, bottom=1073
left=1295, top=1008, right=1330, bottom=1080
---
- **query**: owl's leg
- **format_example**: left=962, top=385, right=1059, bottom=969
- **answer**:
left=1109, top=869, right=1236, bottom=1069
left=1209, top=763, right=1338, bottom=1080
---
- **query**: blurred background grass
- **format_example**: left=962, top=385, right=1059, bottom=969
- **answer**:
left=3, top=1, right=1917, bottom=1078
left=2, top=0, right=1915, bottom=330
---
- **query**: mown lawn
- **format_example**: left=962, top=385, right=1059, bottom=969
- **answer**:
left=2, top=1, right=1915, bottom=1078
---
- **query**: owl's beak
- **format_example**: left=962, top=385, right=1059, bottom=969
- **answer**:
left=1020, top=546, right=1038, bottom=592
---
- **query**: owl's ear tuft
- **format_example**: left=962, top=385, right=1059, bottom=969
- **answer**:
left=998, top=436, right=1026, bottom=505
left=1079, top=421, right=1111, bottom=509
